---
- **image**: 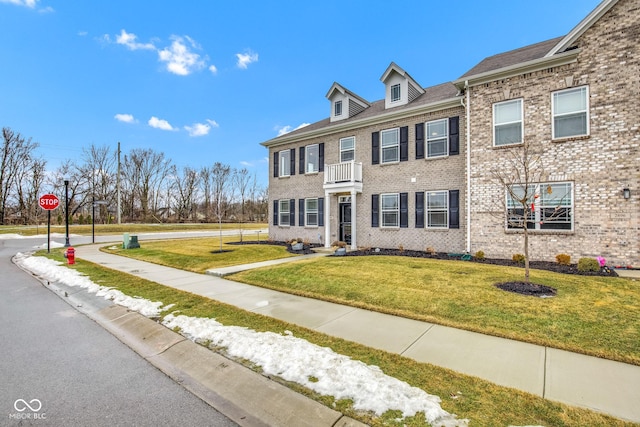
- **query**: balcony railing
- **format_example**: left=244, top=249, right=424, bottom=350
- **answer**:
left=324, top=161, right=362, bottom=185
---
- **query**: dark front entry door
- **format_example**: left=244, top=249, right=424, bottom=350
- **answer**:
left=339, top=203, right=351, bottom=245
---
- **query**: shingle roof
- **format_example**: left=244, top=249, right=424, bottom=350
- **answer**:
left=263, top=82, right=460, bottom=145
left=459, top=36, right=564, bottom=79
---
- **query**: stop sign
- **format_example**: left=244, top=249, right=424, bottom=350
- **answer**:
left=39, top=194, right=60, bottom=211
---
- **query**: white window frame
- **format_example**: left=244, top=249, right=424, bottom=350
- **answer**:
left=426, top=190, right=448, bottom=228
left=381, top=128, right=399, bottom=164
left=279, top=150, right=290, bottom=177
left=506, top=182, right=574, bottom=231
left=391, top=84, right=401, bottom=102
left=552, top=86, right=589, bottom=139
left=278, top=199, right=290, bottom=226
left=493, top=99, right=523, bottom=146
left=380, top=193, right=399, bottom=228
left=305, top=144, right=319, bottom=173
left=305, top=198, right=318, bottom=227
left=334, top=100, right=342, bottom=117
left=340, top=137, right=355, bottom=163
left=426, top=119, right=449, bottom=158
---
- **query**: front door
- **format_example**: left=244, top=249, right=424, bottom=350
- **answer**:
left=339, top=203, right=352, bottom=245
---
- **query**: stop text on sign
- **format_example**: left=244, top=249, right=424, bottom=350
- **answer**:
left=39, top=194, right=60, bottom=210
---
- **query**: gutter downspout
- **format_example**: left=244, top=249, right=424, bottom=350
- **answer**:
left=464, top=80, right=471, bottom=254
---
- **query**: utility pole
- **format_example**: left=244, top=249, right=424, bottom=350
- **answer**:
left=117, top=141, right=122, bottom=224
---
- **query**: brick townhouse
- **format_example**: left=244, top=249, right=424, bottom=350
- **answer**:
left=261, top=0, right=639, bottom=266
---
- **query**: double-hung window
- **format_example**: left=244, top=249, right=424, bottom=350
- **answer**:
left=507, top=182, right=573, bottom=231
left=427, top=191, right=448, bottom=228
left=334, top=100, right=342, bottom=117
left=391, top=84, right=401, bottom=102
left=493, top=99, right=523, bottom=146
left=305, top=198, right=318, bottom=226
left=279, top=150, right=291, bottom=177
left=278, top=200, right=290, bottom=226
left=305, top=144, right=319, bottom=173
left=381, top=193, right=399, bottom=227
left=552, top=86, right=588, bottom=139
left=426, top=119, right=448, bottom=157
left=340, top=137, right=355, bottom=162
left=381, top=128, right=399, bottom=163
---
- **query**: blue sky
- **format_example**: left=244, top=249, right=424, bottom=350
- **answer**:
left=0, top=0, right=601, bottom=186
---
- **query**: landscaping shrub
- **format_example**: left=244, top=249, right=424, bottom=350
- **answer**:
left=556, top=253, right=571, bottom=265
left=425, top=246, right=436, bottom=255
left=512, top=253, right=525, bottom=264
left=474, top=250, right=485, bottom=260
left=578, top=257, right=600, bottom=272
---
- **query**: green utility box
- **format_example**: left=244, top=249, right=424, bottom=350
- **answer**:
left=123, top=233, right=140, bottom=249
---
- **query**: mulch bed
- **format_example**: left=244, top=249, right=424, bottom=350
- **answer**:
left=495, top=282, right=557, bottom=297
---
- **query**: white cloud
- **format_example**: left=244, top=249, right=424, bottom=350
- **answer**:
left=158, top=35, right=206, bottom=76
left=209, top=65, right=218, bottom=74
left=148, top=116, right=176, bottom=131
left=236, top=50, right=258, bottom=69
left=78, top=31, right=88, bottom=36
left=114, top=113, right=136, bottom=124
left=239, top=161, right=253, bottom=167
left=184, top=119, right=219, bottom=137
left=276, top=122, right=310, bottom=136
left=115, top=29, right=155, bottom=51
left=0, top=0, right=38, bottom=8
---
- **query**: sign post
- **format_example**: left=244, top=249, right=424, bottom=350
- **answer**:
left=39, top=194, right=60, bottom=253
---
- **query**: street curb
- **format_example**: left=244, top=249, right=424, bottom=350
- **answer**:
left=15, top=256, right=368, bottom=427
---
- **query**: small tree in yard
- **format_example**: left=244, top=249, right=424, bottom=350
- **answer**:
left=491, top=140, right=571, bottom=283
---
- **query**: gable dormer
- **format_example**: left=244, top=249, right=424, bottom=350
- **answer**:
left=380, top=62, right=425, bottom=109
left=326, top=82, right=370, bottom=123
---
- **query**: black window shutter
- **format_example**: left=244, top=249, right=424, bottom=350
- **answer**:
left=371, top=132, right=380, bottom=165
left=449, top=190, right=460, bottom=229
left=400, top=126, right=408, bottom=162
left=273, top=152, right=279, bottom=177
left=319, top=143, right=324, bottom=172
left=449, top=116, right=460, bottom=156
left=273, top=200, right=279, bottom=225
left=290, top=148, right=296, bottom=176
left=299, top=199, right=305, bottom=227
left=400, top=192, right=408, bottom=228
left=371, top=194, right=379, bottom=227
left=289, top=199, right=295, bottom=226
left=318, top=198, right=324, bottom=226
left=415, top=192, right=424, bottom=228
left=299, top=147, right=305, bottom=175
left=415, top=123, right=425, bottom=159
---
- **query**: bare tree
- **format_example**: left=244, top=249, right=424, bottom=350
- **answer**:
left=232, top=168, right=250, bottom=241
left=491, top=140, right=570, bottom=283
left=0, top=128, right=40, bottom=224
left=171, top=166, right=201, bottom=222
left=79, top=145, right=117, bottom=224
left=199, top=165, right=213, bottom=222
left=123, top=148, right=173, bottom=222
left=15, top=157, right=47, bottom=225
left=211, top=162, right=231, bottom=251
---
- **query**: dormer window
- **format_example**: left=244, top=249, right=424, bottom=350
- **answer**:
left=334, top=100, right=342, bottom=116
left=391, top=84, right=401, bottom=102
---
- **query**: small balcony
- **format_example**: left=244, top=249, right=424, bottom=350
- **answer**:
left=323, top=161, right=363, bottom=193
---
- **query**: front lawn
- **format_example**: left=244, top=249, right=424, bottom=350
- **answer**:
left=103, top=236, right=294, bottom=273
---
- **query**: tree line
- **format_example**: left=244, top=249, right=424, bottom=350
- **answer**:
left=0, top=127, right=267, bottom=226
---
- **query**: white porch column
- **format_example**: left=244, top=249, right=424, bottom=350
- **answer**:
left=350, top=190, right=357, bottom=250
left=324, top=191, right=331, bottom=248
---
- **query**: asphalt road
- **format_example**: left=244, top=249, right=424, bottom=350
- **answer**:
left=0, top=235, right=238, bottom=426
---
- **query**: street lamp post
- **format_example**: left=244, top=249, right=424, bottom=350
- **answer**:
left=64, top=179, right=70, bottom=247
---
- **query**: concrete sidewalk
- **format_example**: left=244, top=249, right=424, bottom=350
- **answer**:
left=76, top=244, right=640, bottom=423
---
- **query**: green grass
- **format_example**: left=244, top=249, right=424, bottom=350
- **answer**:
left=0, top=222, right=266, bottom=236
left=103, top=235, right=294, bottom=273
left=39, top=248, right=638, bottom=427
left=230, top=256, right=640, bottom=365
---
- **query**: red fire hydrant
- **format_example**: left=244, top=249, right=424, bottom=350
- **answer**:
left=65, top=247, right=75, bottom=265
